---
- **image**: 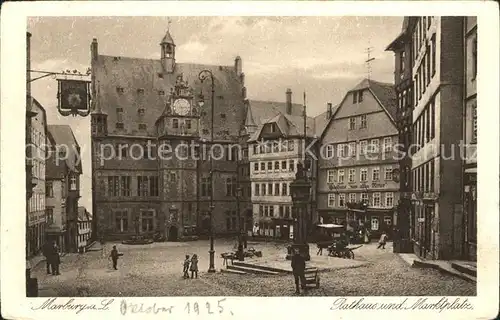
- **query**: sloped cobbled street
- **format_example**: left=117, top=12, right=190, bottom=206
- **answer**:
left=32, top=240, right=475, bottom=297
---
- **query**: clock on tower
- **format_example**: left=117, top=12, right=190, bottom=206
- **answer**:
left=173, top=98, right=190, bottom=116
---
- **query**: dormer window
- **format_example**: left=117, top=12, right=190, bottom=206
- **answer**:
left=158, top=90, right=165, bottom=96
left=116, top=87, right=124, bottom=94
left=138, top=108, right=145, bottom=115
left=157, top=73, right=163, bottom=79
left=220, top=113, right=226, bottom=119
left=353, top=90, right=363, bottom=103
left=137, top=88, right=145, bottom=94
left=139, top=123, right=147, bottom=130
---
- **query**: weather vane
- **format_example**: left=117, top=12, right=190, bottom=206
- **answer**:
left=365, top=44, right=375, bottom=80
left=167, top=17, right=172, bottom=31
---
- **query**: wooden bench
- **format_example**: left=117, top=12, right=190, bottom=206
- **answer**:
left=304, top=267, right=320, bottom=289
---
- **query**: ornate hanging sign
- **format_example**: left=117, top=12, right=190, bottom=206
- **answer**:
left=56, top=72, right=91, bottom=117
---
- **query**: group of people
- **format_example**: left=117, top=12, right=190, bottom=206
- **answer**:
left=42, top=241, right=61, bottom=276
left=182, top=254, right=199, bottom=279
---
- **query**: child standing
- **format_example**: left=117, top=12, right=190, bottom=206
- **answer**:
left=190, top=254, right=199, bottom=279
left=183, top=255, right=190, bottom=279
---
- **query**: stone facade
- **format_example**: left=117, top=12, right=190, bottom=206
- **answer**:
left=386, top=17, right=414, bottom=245
left=46, top=125, right=83, bottom=253
left=90, top=31, right=247, bottom=240
left=463, top=16, right=477, bottom=261
left=407, top=17, right=465, bottom=260
left=26, top=98, right=48, bottom=258
left=246, top=91, right=325, bottom=240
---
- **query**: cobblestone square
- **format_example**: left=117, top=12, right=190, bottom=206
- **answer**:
left=32, top=241, right=476, bottom=297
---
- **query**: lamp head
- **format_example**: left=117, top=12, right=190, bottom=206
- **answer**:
left=197, top=93, right=205, bottom=108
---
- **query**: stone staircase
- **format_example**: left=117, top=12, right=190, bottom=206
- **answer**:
left=410, top=258, right=477, bottom=282
left=451, top=261, right=477, bottom=278
left=220, top=261, right=288, bottom=275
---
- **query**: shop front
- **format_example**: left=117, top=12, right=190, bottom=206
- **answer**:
left=411, top=192, right=438, bottom=259
left=271, top=217, right=293, bottom=240
left=463, top=168, right=477, bottom=261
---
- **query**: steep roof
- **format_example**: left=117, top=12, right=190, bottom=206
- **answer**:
left=320, top=79, right=397, bottom=140
left=45, top=155, right=64, bottom=180
left=92, top=55, right=246, bottom=141
left=160, top=30, right=175, bottom=44
left=386, top=17, right=411, bottom=51
left=345, top=78, right=397, bottom=122
left=246, top=100, right=303, bottom=126
left=47, top=125, right=82, bottom=174
left=248, top=111, right=317, bottom=142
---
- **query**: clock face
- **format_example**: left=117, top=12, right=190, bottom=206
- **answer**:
left=173, top=99, right=190, bottom=116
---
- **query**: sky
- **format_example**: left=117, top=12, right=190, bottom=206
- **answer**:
left=27, top=16, right=404, bottom=212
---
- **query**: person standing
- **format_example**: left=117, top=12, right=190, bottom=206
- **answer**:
left=42, top=241, right=53, bottom=275
left=183, top=255, right=190, bottom=279
left=190, top=254, right=199, bottom=279
left=109, top=245, right=123, bottom=270
left=377, top=231, right=388, bottom=249
left=51, top=241, right=61, bottom=275
left=291, top=248, right=306, bottom=294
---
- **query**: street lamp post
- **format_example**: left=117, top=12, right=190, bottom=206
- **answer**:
left=236, top=187, right=244, bottom=261
left=198, top=70, right=216, bottom=273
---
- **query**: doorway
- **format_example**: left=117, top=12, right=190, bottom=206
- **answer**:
left=168, top=226, right=178, bottom=241
left=423, top=205, right=433, bottom=258
left=281, top=225, right=290, bottom=240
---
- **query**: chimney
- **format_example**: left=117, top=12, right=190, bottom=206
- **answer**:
left=91, top=38, right=98, bottom=62
left=26, top=32, right=32, bottom=98
left=235, top=56, right=242, bottom=76
left=327, top=103, right=333, bottom=118
left=286, top=88, right=292, bottom=114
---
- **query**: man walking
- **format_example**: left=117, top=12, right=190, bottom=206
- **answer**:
left=51, top=241, right=61, bottom=275
left=291, top=248, right=306, bottom=294
left=109, top=245, right=123, bottom=270
left=377, top=231, right=388, bottom=249
left=42, top=241, right=53, bottom=275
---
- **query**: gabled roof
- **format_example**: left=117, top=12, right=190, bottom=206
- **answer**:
left=341, top=78, right=397, bottom=122
left=92, top=55, right=245, bottom=140
left=248, top=112, right=317, bottom=142
left=246, top=100, right=303, bottom=127
left=47, top=125, right=82, bottom=174
left=321, top=78, right=397, bottom=140
left=78, top=207, right=92, bottom=222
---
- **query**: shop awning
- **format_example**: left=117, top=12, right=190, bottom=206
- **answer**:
left=317, top=224, right=344, bottom=229
left=465, top=168, right=477, bottom=174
